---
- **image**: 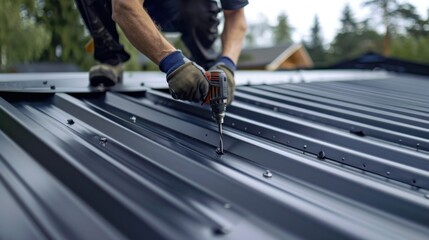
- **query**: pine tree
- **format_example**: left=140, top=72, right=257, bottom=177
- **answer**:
left=398, top=5, right=429, bottom=37
left=330, top=4, right=386, bottom=64
left=340, top=4, right=358, bottom=33
left=305, top=15, right=326, bottom=67
left=273, top=12, right=292, bottom=45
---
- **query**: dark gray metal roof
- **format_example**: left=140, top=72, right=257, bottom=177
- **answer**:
left=1, top=71, right=429, bottom=240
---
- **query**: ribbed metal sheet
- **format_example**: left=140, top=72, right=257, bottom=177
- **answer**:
left=1, top=72, right=429, bottom=240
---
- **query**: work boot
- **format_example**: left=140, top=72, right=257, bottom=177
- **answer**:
left=89, top=63, right=124, bottom=87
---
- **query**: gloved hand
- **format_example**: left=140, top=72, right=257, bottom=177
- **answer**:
left=210, top=56, right=236, bottom=105
left=160, top=51, right=209, bottom=102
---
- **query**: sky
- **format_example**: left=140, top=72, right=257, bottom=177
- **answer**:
left=244, top=0, right=429, bottom=43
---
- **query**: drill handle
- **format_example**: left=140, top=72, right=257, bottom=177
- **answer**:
left=203, top=70, right=228, bottom=104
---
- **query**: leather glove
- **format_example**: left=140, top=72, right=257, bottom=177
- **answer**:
left=160, top=51, right=209, bottom=102
left=210, top=56, right=236, bottom=105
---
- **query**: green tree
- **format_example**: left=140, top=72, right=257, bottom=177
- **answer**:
left=398, top=6, right=429, bottom=37
left=362, top=0, right=417, bottom=56
left=0, top=0, right=50, bottom=71
left=305, top=15, right=326, bottom=67
left=329, top=4, right=383, bottom=64
left=340, top=4, right=358, bottom=33
left=392, top=36, right=429, bottom=64
left=273, top=12, right=292, bottom=45
left=391, top=6, right=429, bottom=63
left=244, top=14, right=270, bottom=47
left=35, top=0, right=93, bottom=69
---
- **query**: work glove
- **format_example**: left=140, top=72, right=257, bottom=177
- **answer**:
left=160, top=51, right=209, bottom=102
left=210, top=56, right=236, bottom=105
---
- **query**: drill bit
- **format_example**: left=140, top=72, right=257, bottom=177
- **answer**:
left=216, top=123, right=224, bottom=155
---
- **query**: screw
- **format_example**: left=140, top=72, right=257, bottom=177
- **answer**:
left=341, top=157, right=346, bottom=161
left=50, top=85, right=56, bottom=90
left=317, top=151, right=326, bottom=159
left=213, top=227, right=230, bottom=235
left=303, top=145, right=307, bottom=149
left=386, top=171, right=391, bottom=176
left=130, top=116, right=136, bottom=123
left=263, top=170, right=273, bottom=178
left=416, top=143, right=420, bottom=148
left=216, top=148, right=224, bottom=155
left=99, top=137, right=108, bottom=144
left=140, top=82, right=145, bottom=86
left=67, top=119, right=75, bottom=125
left=42, top=81, right=48, bottom=85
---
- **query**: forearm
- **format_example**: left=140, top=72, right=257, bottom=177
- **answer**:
left=221, top=9, right=247, bottom=64
left=111, top=0, right=176, bottom=64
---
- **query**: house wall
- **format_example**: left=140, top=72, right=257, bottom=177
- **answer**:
left=278, top=50, right=313, bottom=70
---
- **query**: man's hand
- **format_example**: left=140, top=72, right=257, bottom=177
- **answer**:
left=160, top=51, right=209, bottom=102
left=210, top=56, right=236, bottom=105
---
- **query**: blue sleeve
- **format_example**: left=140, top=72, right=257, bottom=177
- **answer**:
left=220, top=0, right=249, bottom=10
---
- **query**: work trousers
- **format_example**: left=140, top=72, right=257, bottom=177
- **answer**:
left=74, top=0, right=221, bottom=69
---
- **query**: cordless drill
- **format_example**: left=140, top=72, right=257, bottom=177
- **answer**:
left=204, top=69, right=228, bottom=154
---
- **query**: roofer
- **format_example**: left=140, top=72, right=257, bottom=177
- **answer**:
left=74, top=0, right=248, bottom=103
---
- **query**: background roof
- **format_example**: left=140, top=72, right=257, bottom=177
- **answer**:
left=238, top=44, right=294, bottom=68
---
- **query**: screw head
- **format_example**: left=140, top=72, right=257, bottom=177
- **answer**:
left=213, top=227, right=230, bottom=235
left=67, top=119, right=75, bottom=125
left=42, top=81, right=48, bottom=85
left=50, top=85, right=56, bottom=90
left=99, top=137, right=108, bottom=143
left=215, top=148, right=224, bottom=155
left=303, top=145, right=307, bottom=149
left=317, top=151, right=326, bottom=159
left=130, top=116, right=136, bottom=123
left=263, top=170, right=273, bottom=178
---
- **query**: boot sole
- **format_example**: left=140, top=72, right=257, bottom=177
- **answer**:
left=89, top=69, right=117, bottom=87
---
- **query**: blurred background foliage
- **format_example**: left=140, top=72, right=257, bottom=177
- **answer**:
left=0, top=0, right=428, bottom=72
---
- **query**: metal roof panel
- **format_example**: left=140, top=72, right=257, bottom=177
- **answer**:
left=1, top=71, right=429, bottom=239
